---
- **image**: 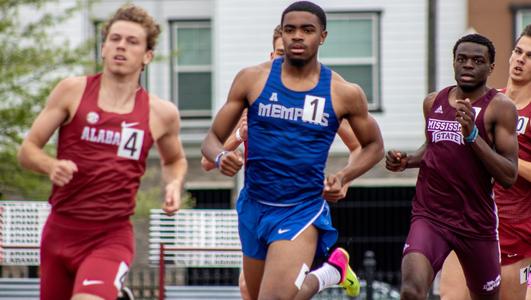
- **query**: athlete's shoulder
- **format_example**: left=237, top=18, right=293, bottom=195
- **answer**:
left=492, top=89, right=514, bottom=104
left=330, top=70, right=364, bottom=100
left=489, top=91, right=517, bottom=117
left=236, top=61, right=273, bottom=81
left=54, top=76, right=86, bottom=95
left=46, top=76, right=86, bottom=109
left=149, top=93, right=179, bottom=124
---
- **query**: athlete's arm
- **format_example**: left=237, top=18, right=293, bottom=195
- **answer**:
left=324, top=80, right=384, bottom=198
left=518, top=158, right=531, bottom=182
left=202, top=68, right=257, bottom=176
left=151, top=97, right=188, bottom=215
left=201, top=110, right=247, bottom=172
left=17, top=77, right=84, bottom=186
left=323, top=121, right=361, bottom=201
left=386, top=92, right=436, bottom=171
left=460, top=95, right=518, bottom=188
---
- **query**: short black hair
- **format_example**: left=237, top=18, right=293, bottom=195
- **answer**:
left=281, top=1, right=326, bottom=30
left=453, top=33, right=495, bottom=64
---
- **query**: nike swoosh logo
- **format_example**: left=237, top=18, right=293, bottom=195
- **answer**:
left=82, top=279, right=104, bottom=286
left=121, top=121, right=139, bottom=128
left=278, top=228, right=290, bottom=234
left=507, top=253, right=518, bottom=258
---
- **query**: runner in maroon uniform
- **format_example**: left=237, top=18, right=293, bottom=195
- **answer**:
left=440, top=26, right=531, bottom=300
left=18, top=5, right=187, bottom=300
left=386, top=33, right=518, bottom=300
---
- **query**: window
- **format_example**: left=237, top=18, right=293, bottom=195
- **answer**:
left=515, top=9, right=531, bottom=37
left=320, top=13, right=381, bottom=110
left=93, top=21, right=149, bottom=89
left=170, top=20, right=212, bottom=118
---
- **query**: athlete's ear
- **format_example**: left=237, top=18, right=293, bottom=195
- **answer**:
left=143, top=50, right=154, bottom=66
left=320, top=30, right=328, bottom=45
left=489, top=62, right=495, bottom=74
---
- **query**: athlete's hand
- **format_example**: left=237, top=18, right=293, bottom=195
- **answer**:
left=201, top=156, right=216, bottom=172
left=455, top=98, right=475, bottom=137
left=385, top=150, right=408, bottom=172
left=49, top=159, right=78, bottom=186
left=163, top=181, right=181, bottom=216
left=323, top=174, right=347, bottom=202
left=219, top=150, right=244, bottom=177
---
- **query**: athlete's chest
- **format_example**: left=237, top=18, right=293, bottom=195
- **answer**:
left=74, top=108, right=151, bottom=161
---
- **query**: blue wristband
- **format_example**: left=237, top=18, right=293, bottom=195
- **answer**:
left=464, top=125, right=478, bottom=143
left=215, top=151, right=227, bottom=169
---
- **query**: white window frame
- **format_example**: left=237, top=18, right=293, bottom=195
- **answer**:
left=515, top=8, right=531, bottom=37
left=170, top=20, right=212, bottom=119
left=320, top=12, right=381, bottom=111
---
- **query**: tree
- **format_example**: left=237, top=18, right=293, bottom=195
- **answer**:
left=0, top=0, right=94, bottom=199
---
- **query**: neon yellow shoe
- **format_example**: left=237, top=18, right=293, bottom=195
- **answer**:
left=327, top=247, right=361, bottom=297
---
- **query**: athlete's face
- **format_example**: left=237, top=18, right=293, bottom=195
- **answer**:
left=270, top=37, right=285, bottom=60
left=101, top=20, right=153, bottom=76
left=453, top=42, right=493, bottom=93
left=509, top=35, right=531, bottom=84
left=281, top=11, right=326, bottom=66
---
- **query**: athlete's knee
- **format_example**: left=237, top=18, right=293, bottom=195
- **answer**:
left=258, top=289, right=296, bottom=300
left=401, top=282, right=429, bottom=300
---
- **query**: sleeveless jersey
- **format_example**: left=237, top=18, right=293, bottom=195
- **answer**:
left=243, top=57, right=340, bottom=206
left=493, top=89, right=531, bottom=223
left=48, top=73, right=154, bottom=221
left=413, top=86, right=499, bottom=239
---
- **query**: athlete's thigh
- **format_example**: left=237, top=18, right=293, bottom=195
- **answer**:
left=40, top=221, right=75, bottom=300
left=454, top=238, right=500, bottom=299
left=242, top=255, right=265, bottom=300
left=73, top=255, right=130, bottom=300
left=440, top=251, right=471, bottom=300
left=500, top=257, right=531, bottom=300
left=526, top=276, right=531, bottom=300
left=259, top=225, right=318, bottom=300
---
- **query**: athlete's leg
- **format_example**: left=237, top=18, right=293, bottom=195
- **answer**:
left=400, top=218, right=452, bottom=300
left=239, top=270, right=252, bottom=300
left=439, top=251, right=471, bottom=300
left=40, top=220, right=75, bottom=300
left=526, top=274, right=531, bottom=300
left=259, top=225, right=318, bottom=300
left=242, top=255, right=265, bottom=300
left=499, top=257, right=531, bottom=300
left=401, top=252, right=434, bottom=300
left=72, top=255, right=130, bottom=300
left=454, top=239, right=500, bottom=300
left=295, top=247, right=359, bottom=299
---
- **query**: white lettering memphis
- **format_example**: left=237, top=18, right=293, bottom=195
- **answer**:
left=258, top=103, right=329, bottom=126
left=427, top=118, right=463, bottom=144
left=81, top=126, right=121, bottom=145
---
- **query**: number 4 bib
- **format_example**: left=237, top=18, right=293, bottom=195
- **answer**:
left=118, top=125, right=144, bottom=160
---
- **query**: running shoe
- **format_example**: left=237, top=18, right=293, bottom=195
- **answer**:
left=327, top=247, right=361, bottom=297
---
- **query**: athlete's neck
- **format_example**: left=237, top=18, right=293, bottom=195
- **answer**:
left=454, top=85, right=490, bottom=104
left=99, top=70, right=141, bottom=113
left=281, top=58, right=320, bottom=92
left=506, top=79, right=531, bottom=109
